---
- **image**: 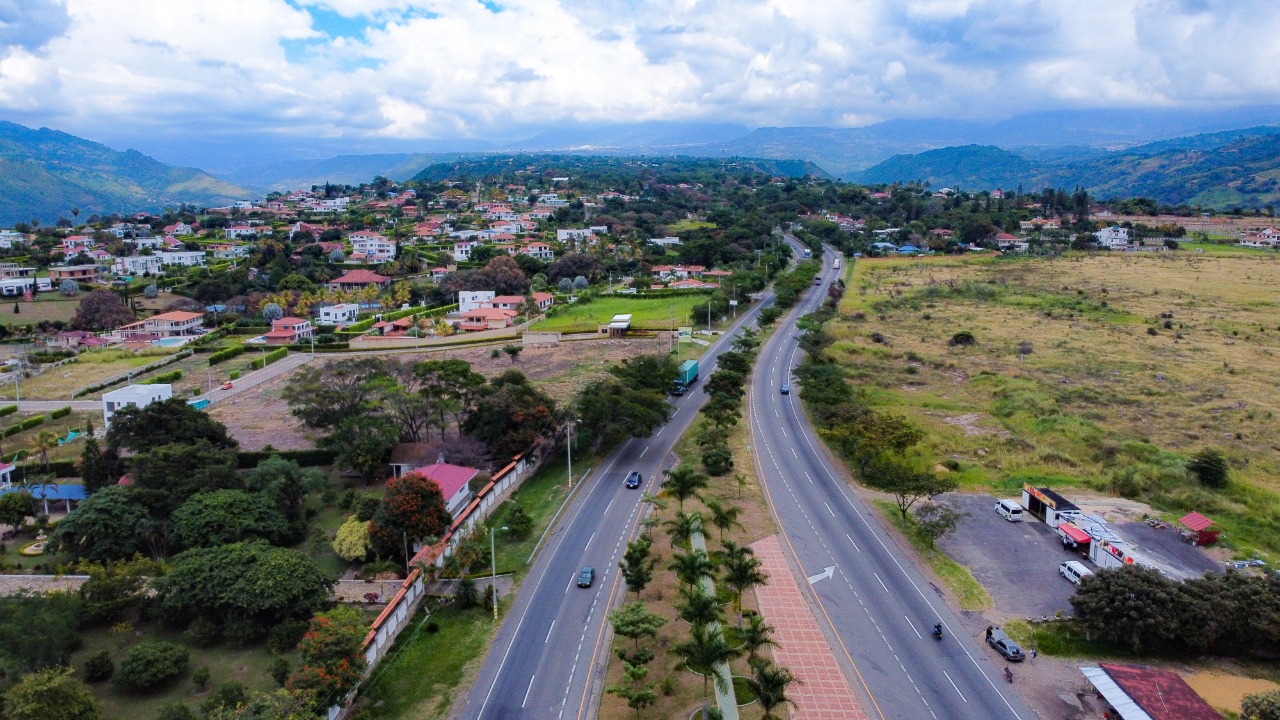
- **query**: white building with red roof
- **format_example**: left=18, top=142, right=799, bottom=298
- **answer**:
left=264, top=317, right=313, bottom=345
left=328, top=269, right=390, bottom=292
left=414, top=463, right=481, bottom=517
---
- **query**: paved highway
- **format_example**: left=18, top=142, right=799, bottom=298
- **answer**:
left=458, top=279, right=779, bottom=720
left=748, top=245, right=1036, bottom=720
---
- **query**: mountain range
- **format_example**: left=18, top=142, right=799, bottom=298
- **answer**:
left=0, top=121, right=253, bottom=227
left=855, top=127, right=1280, bottom=207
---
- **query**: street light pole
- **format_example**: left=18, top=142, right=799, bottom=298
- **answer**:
left=490, top=525, right=508, bottom=622
left=566, top=421, right=574, bottom=489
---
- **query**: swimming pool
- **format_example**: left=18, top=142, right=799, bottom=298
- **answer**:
left=151, top=337, right=191, bottom=347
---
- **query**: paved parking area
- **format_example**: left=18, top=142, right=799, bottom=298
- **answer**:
left=1113, top=521, right=1221, bottom=580
left=937, top=494, right=1081, bottom=618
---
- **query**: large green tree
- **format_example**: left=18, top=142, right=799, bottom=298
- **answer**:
left=463, top=370, right=556, bottom=461
left=50, top=486, right=153, bottom=561
left=3, top=667, right=102, bottom=720
left=171, top=489, right=289, bottom=549
left=0, top=591, right=83, bottom=673
left=153, top=542, right=333, bottom=630
left=0, top=489, right=35, bottom=533
left=281, top=357, right=387, bottom=431
left=414, top=358, right=485, bottom=440
left=286, top=606, right=367, bottom=710
left=106, top=398, right=237, bottom=453
left=575, top=379, right=670, bottom=453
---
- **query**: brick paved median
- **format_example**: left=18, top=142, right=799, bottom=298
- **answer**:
left=751, top=534, right=869, bottom=720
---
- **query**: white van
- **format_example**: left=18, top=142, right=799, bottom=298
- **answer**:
left=1060, top=560, right=1094, bottom=586
left=994, top=498, right=1024, bottom=522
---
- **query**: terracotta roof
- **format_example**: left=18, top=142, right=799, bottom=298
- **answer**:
left=274, top=317, right=307, bottom=325
left=414, top=463, right=479, bottom=501
left=460, top=307, right=517, bottom=320
left=331, top=270, right=389, bottom=284
left=150, top=311, right=203, bottom=322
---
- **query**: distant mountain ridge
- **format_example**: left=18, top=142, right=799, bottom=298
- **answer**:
left=0, top=121, right=253, bottom=226
left=854, top=127, right=1280, bottom=208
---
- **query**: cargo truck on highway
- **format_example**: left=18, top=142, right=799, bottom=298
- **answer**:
left=672, top=359, right=699, bottom=395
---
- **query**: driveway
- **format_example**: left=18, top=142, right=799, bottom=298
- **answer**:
left=1113, top=521, right=1222, bottom=580
left=937, top=493, right=1081, bottom=618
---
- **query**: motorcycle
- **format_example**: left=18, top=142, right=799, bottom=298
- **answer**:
left=932, top=623, right=944, bottom=641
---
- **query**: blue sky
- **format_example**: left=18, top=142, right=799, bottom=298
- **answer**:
left=2, top=0, right=1279, bottom=159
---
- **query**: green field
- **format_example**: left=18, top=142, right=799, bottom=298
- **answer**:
left=531, top=294, right=708, bottom=332
left=0, top=297, right=79, bottom=326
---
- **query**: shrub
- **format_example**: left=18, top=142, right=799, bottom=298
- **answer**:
left=83, top=650, right=115, bottom=682
left=50, top=406, right=72, bottom=420
left=701, top=445, right=734, bottom=476
left=208, top=347, right=245, bottom=365
left=199, top=682, right=248, bottom=716
left=143, top=285, right=158, bottom=300
left=266, top=618, right=310, bottom=655
left=191, top=667, right=210, bottom=690
left=223, top=619, right=266, bottom=648
left=0, top=404, right=18, bottom=417
left=250, top=348, right=288, bottom=370
left=1188, top=448, right=1229, bottom=489
left=505, top=506, right=533, bottom=539
left=183, top=616, right=221, bottom=647
left=948, top=330, right=977, bottom=346
left=113, top=641, right=190, bottom=692
left=155, top=702, right=196, bottom=720
left=152, top=370, right=183, bottom=384
left=270, top=657, right=291, bottom=686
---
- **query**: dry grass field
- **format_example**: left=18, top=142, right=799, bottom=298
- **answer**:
left=829, top=249, right=1280, bottom=556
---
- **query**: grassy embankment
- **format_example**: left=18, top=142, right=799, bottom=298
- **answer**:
left=827, top=251, right=1280, bottom=558
left=531, top=295, right=707, bottom=333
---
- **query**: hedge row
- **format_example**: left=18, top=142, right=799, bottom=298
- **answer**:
left=208, top=347, right=246, bottom=365
left=0, top=405, right=17, bottom=418
left=17, top=459, right=78, bottom=478
left=342, top=303, right=457, bottom=334
left=249, top=348, right=288, bottom=370
left=235, top=448, right=336, bottom=469
left=72, top=350, right=193, bottom=398
left=4, top=415, right=45, bottom=437
left=151, top=370, right=183, bottom=384
left=50, top=407, right=72, bottom=420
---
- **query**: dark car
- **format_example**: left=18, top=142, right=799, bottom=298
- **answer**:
left=625, top=471, right=642, bottom=489
left=577, top=567, right=596, bottom=588
left=780, top=384, right=790, bottom=395
left=986, top=627, right=1025, bottom=662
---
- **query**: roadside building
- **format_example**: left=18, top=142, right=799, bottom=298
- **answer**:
left=1081, top=663, right=1221, bottom=720
left=413, top=463, right=481, bottom=518
left=317, top=303, right=360, bottom=325
left=102, top=383, right=173, bottom=428
left=263, top=317, right=313, bottom=345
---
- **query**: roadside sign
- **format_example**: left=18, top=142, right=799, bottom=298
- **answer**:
left=728, top=300, right=738, bottom=306
left=677, top=326, right=693, bottom=341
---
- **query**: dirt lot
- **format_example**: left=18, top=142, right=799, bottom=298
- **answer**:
left=209, top=339, right=653, bottom=450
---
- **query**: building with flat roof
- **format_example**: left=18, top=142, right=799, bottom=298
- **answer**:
left=102, top=383, right=173, bottom=428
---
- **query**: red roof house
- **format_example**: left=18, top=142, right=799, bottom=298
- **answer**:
left=413, top=463, right=481, bottom=517
left=1082, top=664, right=1221, bottom=720
left=328, top=269, right=390, bottom=292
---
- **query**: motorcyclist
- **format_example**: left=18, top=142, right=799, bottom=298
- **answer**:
left=933, top=623, right=943, bottom=639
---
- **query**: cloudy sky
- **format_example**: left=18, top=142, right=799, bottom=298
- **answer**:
left=3, top=0, right=1279, bottom=163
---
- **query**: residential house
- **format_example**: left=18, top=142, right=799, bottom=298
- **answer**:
left=118, top=310, right=204, bottom=337
left=102, top=384, right=173, bottom=429
left=133, top=236, right=165, bottom=251
left=1094, top=226, right=1130, bottom=250
left=213, top=244, right=251, bottom=259
left=163, top=222, right=194, bottom=236
left=557, top=228, right=598, bottom=243
left=317, top=303, right=360, bottom=325
left=1239, top=227, right=1280, bottom=248
left=414, top=463, right=482, bottom=518
left=263, top=316, right=313, bottom=345
left=520, top=242, right=554, bottom=260
left=0, top=264, right=35, bottom=278
left=349, top=231, right=397, bottom=262
left=648, top=236, right=682, bottom=247
left=668, top=278, right=719, bottom=290
left=114, top=255, right=163, bottom=276
left=45, top=330, right=110, bottom=352
left=225, top=225, right=263, bottom=240
left=50, top=265, right=98, bottom=281
left=1080, top=663, right=1221, bottom=720
left=1019, top=217, right=1061, bottom=232
left=158, top=250, right=206, bottom=267
left=328, top=269, right=390, bottom=292
left=453, top=240, right=477, bottom=262
left=61, top=235, right=95, bottom=254
left=458, top=291, right=496, bottom=313
left=430, top=267, right=450, bottom=281
left=456, top=307, right=518, bottom=331
left=0, top=230, right=28, bottom=249
left=485, top=292, right=554, bottom=312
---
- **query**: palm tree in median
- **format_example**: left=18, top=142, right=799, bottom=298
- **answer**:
left=722, top=546, right=768, bottom=628
left=676, top=586, right=723, bottom=627
left=664, top=510, right=702, bottom=551
left=749, top=661, right=800, bottom=720
left=740, top=614, right=778, bottom=664
left=661, top=463, right=708, bottom=512
left=668, top=548, right=714, bottom=591
left=703, top=498, right=743, bottom=544
left=673, top=622, right=742, bottom=720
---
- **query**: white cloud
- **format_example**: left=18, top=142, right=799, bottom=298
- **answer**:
left=3, top=0, right=1280, bottom=146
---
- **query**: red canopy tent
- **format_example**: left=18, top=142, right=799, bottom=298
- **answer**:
left=1178, top=512, right=1220, bottom=546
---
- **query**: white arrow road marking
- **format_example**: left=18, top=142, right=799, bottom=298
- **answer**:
left=807, top=565, right=836, bottom=584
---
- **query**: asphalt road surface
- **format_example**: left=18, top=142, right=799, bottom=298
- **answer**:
left=458, top=270, right=780, bottom=720
left=748, top=246, right=1036, bottom=720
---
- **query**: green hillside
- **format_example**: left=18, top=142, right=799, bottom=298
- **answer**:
left=0, top=121, right=254, bottom=225
left=854, top=145, right=1037, bottom=189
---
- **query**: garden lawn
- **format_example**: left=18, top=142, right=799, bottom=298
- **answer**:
left=531, top=295, right=708, bottom=333
left=12, top=348, right=176, bottom=400
left=0, top=297, right=79, bottom=327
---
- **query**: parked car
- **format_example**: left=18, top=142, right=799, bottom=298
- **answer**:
left=577, top=566, right=595, bottom=588
left=986, top=627, right=1025, bottom=662
left=625, top=471, right=642, bottom=489
left=1059, top=560, right=1094, bottom=586
left=994, top=499, right=1024, bottom=522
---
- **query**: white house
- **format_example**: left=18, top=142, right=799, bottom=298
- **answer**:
left=158, top=250, right=207, bottom=267
left=1094, top=226, right=1130, bottom=250
left=102, top=383, right=173, bottom=428
left=214, top=245, right=251, bottom=259
left=458, top=290, right=496, bottom=313
left=163, top=222, right=194, bottom=236
left=350, top=231, right=397, bottom=262
left=520, top=242, right=554, bottom=260
left=557, top=228, right=598, bottom=242
left=453, top=240, right=477, bottom=262
left=318, top=303, right=361, bottom=324
left=1240, top=227, right=1280, bottom=248
left=133, top=237, right=165, bottom=251
left=0, top=231, right=27, bottom=249
left=225, top=225, right=261, bottom=240
left=648, top=236, right=682, bottom=247
left=114, top=255, right=162, bottom=276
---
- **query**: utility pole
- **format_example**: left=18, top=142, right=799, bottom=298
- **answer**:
left=566, top=421, right=574, bottom=489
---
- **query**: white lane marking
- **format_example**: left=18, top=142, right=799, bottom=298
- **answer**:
left=523, top=675, right=537, bottom=707
left=823, top=501, right=835, bottom=517
left=545, top=621, right=556, bottom=643
left=790, top=447, right=798, bottom=458
left=943, top=671, right=968, bottom=702
left=807, top=565, right=835, bottom=584
left=804, top=470, right=813, bottom=484
left=906, top=617, right=922, bottom=639
left=873, top=571, right=889, bottom=592
left=845, top=533, right=860, bottom=552
left=639, top=446, right=648, bottom=457
left=603, top=498, right=614, bottom=516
